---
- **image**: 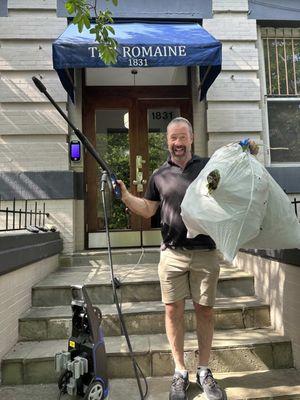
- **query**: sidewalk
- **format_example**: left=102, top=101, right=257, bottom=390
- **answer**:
left=2, top=370, right=300, bottom=400
left=0, top=383, right=64, bottom=400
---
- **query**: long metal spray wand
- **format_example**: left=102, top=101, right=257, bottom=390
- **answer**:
left=101, top=171, right=147, bottom=399
left=32, top=76, right=147, bottom=399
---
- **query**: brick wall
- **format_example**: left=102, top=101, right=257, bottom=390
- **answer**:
left=0, top=4, right=68, bottom=168
left=202, top=0, right=265, bottom=164
left=0, top=255, right=59, bottom=365
left=0, top=2, right=82, bottom=252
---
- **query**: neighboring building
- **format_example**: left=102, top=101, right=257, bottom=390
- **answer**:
left=0, top=0, right=299, bottom=254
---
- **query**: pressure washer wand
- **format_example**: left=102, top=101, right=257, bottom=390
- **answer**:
left=32, top=76, right=121, bottom=199
left=32, top=76, right=147, bottom=399
left=101, top=171, right=148, bottom=399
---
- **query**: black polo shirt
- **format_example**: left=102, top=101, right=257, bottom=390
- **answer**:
left=144, top=154, right=215, bottom=249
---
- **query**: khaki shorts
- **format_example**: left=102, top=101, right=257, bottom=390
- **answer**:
left=158, top=248, right=220, bottom=306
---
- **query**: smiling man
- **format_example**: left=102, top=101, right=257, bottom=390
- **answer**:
left=168, top=119, right=193, bottom=162
left=118, top=117, right=227, bottom=400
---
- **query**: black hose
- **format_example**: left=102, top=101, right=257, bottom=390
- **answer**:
left=101, top=171, right=148, bottom=399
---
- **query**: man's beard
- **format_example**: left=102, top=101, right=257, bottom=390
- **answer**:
left=170, top=145, right=187, bottom=159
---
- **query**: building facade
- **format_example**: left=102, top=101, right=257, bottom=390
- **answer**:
left=0, top=0, right=299, bottom=254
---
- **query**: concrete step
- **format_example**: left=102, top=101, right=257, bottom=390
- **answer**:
left=19, top=296, right=270, bottom=340
left=1, top=369, right=300, bottom=399
left=2, top=328, right=293, bottom=385
left=32, top=263, right=254, bottom=306
left=59, top=248, right=161, bottom=267
left=108, top=369, right=300, bottom=400
left=1, top=369, right=300, bottom=400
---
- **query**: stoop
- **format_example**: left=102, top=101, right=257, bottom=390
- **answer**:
left=1, top=248, right=300, bottom=399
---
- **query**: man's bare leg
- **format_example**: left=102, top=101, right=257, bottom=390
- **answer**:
left=165, top=299, right=186, bottom=370
left=193, top=302, right=214, bottom=365
left=193, top=302, right=226, bottom=399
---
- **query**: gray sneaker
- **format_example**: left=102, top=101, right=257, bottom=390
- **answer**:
left=196, top=369, right=227, bottom=400
left=169, top=372, right=189, bottom=400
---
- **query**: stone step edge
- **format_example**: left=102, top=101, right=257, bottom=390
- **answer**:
left=59, top=249, right=161, bottom=266
left=109, top=369, right=300, bottom=400
left=3, top=328, right=291, bottom=361
left=60, top=248, right=161, bottom=257
left=1, top=369, right=299, bottom=400
left=32, top=272, right=253, bottom=289
left=20, top=296, right=269, bottom=320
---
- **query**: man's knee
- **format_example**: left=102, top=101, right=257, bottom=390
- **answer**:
left=193, top=302, right=214, bottom=319
left=165, top=300, right=185, bottom=320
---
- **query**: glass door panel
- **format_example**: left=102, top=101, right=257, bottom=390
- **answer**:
left=147, top=107, right=180, bottom=228
left=95, top=109, right=130, bottom=230
left=148, top=108, right=180, bottom=175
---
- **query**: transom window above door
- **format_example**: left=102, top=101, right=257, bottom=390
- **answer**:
left=85, top=67, right=188, bottom=86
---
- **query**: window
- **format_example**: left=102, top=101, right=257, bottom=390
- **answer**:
left=262, top=27, right=300, bottom=163
left=0, top=0, right=7, bottom=17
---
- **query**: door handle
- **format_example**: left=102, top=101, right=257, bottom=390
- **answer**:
left=133, top=155, right=147, bottom=192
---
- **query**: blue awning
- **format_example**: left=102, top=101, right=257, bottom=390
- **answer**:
left=53, top=22, right=222, bottom=101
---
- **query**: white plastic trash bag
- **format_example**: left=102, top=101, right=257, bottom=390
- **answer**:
left=181, top=143, right=300, bottom=262
left=244, top=175, right=300, bottom=250
left=181, top=143, right=269, bottom=261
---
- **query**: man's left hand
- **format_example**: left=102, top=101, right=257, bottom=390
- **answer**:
left=249, top=140, right=259, bottom=155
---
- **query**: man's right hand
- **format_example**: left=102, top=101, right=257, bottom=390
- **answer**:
left=117, top=180, right=129, bottom=201
left=116, top=180, right=159, bottom=218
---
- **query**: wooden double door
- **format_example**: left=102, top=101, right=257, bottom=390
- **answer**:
left=83, top=88, right=192, bottom=248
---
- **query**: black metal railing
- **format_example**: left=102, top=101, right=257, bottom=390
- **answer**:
left=0, top=198, right=49, bottom=232
left=291, top=197, right=300, bottom=218
left=0, top=197, right=298, bottom=232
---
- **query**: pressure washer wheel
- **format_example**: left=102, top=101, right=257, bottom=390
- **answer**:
left=84, top=381, right=105, bottom=400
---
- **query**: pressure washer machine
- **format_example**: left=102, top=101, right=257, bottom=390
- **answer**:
left=54, top=285, right=109, bottom=400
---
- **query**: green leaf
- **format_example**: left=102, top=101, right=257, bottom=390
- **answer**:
left=83, top=15, right=90, bottom=29
left=106, top=25, right=115, bottom=34
left=78, top=18, right=84, bottom=32
left=73, top=13, right=81, bottom=24
left=101, top=45, right=117, bottom=65
left=95, top=32, right=101, bottom=42
left=69, top=0, right=119, bottom=65
left=65, top=1, right=75, bottom=14
left=111, top=38, right=118, bottom=47
left=102, top=27, right=108, bottom=40
left=105, top=11, right=113, bottom=20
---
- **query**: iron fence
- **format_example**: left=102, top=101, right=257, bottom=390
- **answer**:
left=0, top=198, right=49, bottom=232
left=291, top=197, right=300, bottom=218
left=0, top=197, right=298, bottom=233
